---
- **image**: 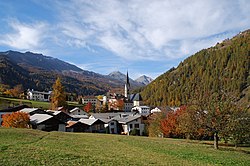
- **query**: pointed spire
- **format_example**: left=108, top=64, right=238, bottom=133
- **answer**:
left=125, top=70, right=130, bottom=98
left=126, top=70, right=130, bottom=87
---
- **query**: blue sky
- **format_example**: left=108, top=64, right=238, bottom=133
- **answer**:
left=0, top=0, right=249, bottom=79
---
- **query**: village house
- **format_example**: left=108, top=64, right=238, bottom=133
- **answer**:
left=115, top=114, right=145, bottom=136
left=150, top=107, right=162, bottom=113
left=78, top=118, right=106, bottom=133
left=30, top=114, right=66, bottom=132
left=131, top=106, right=151, bottom=116
left=82, top=96, right=100, bottom=106
left=150, top=106, right=180, bottom=113
left=66, top=121, right=89, bottom=132
left=46, top=110, right=72, bottom=123
left=27, top=89, right=52, bottom=102
left=89, top=112, right=145, bottom=135
left=107, top=119, right=119, bottom=134
left=124, top=101, right=134, bottom=112
left=89, top=112, right=134, bottom=120
left=69, top=107, right=89, bottom=116
left=19, top=108, right=47, bottom=116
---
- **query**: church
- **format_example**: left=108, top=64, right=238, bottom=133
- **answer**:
left=123, top=71, right=143, bottom=112
left=104, top=71, right=144, bottom=112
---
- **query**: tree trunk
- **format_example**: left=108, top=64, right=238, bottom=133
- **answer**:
left=214, top=132, right=219, bottom=149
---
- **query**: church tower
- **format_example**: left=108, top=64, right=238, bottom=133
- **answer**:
left=124, top=71, right=130, bottom=98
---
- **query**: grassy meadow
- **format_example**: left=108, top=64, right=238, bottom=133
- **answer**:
left=0, top=128, right=249, bottom=166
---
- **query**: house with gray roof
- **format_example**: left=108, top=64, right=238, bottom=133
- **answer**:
left=114, top=114, right=145, bottom=136
left=69, top=107, right=89, bottom=116
left=131, top=106, right=151, bottom=116
left=46, top=110, right=72, bottom=122
left=66, top=121, right=89, bottom=132
left=78, top=118, right=106, bottom=133
left=89, top=112, right=145, bottom=136
left=19, top=108, right=47, bottom=116
left=89, top=112, right=134, bottom=120
left=30, top=114, right=66, bottom=132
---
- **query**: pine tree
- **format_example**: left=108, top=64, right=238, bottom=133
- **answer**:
left=51, top=77, right=67, bottom=110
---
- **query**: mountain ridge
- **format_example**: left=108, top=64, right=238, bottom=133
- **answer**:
left=0, top=51, right=146, bottom=95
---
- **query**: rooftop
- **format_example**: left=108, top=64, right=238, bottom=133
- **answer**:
left=30, top=114, right=53, bottom=124
left=19, top=108, right=40, bottom=113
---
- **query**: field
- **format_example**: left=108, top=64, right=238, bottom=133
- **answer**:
left=0, top=128, right=249, bottom=166
left=0, top=97, right=83, bottom=110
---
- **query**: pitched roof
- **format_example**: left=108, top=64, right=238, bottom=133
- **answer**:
left=28, top=89, right=51, bottom=95
left=66, top=120, right=79, bottom=127
left=30, top=114, right=53, bottom=124
left=69, top=107, right=88, bottom=114
left=79, top=118, right=98, bottom=125
left=71, top=115, right=89, bottom=119
left=130, top=93, right=142, bottom=101
left=114, top=114, right=141, bottom=124
left=90, top=112, right=134, bottom=119
left=69, top=107, right=80, bottom=113
left=46, top=110, right=61, bottom=115
left=99, top=118, right=113, bottom=123
left=19, top=108, right=40, bottom=113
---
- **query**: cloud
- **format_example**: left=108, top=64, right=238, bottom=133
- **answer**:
left=0, top=20, right=48, bottom=51
left=0, top=0, right=249, bottom=79
left=55, top=0, right=250, bottom=61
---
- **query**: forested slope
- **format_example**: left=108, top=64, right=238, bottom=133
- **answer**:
left=141, top=30, right=249, bottom=107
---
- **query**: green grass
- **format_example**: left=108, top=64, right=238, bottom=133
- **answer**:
left=0, top=128, right=249, bottom=166
left=0, top=97, right=84, bottom=110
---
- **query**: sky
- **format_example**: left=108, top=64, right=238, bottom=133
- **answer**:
left=0, top=0, right=249, bottom=79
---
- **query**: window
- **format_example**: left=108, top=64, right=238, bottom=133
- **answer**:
left=110, top=122, right=114, bottom=126
left=129, top=124, right=133, bottom=129
left=135, top=124, right=139, bottom=128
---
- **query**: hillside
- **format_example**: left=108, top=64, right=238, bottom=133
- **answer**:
left=141, top=29, right=250, bottom=107
left=0, top=51, right=143, bottom=95
left=0, top=55, right=105, bottom=95
left=0, top=128, right=249, bottom=165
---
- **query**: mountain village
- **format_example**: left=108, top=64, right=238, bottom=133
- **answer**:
left=0, top=72, right=174, bottom=136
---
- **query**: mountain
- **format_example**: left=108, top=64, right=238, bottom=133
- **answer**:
left=108, top=71, right=127, bottom=81
left=2, top=51, right=82, bottom=72
left=0, top=51, right=143, bottom=95
left=108, top=71, right=144, bottom=87
left=141, top=29, right=250, bottom=108
left=135, top=75, right=153, bottom=85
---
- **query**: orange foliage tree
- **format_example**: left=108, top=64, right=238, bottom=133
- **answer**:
left=2, top=112, right=30, bottom=128
left=160, top=106, right=186, bottom=138
left=84, top=102, right=93, bottom=113
left=115, top=99, right=124, bottom=111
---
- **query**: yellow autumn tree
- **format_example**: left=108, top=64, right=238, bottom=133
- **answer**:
left=50, top=77, right=67, bottom=110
